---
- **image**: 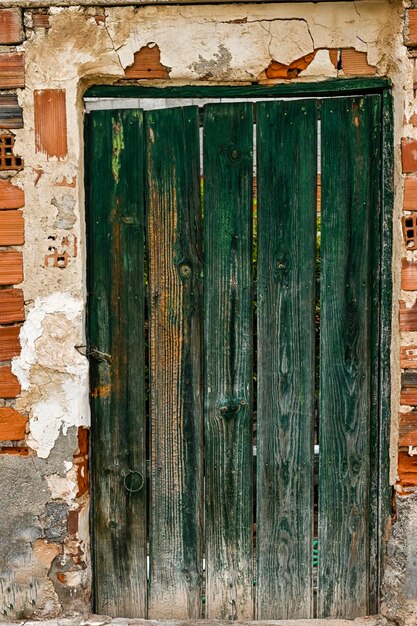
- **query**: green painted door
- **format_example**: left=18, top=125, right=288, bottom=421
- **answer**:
left=86, top=94, right=385, bottom=620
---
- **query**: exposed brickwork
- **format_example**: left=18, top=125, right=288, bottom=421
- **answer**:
left=73, top=426, right=89, bottom=498
left=340, top=48, right=376, bottom=76
left=0, top=95, right=23, bottom=129
left=401, top=346, right=417, bottom=369
left=124, top=45, right=171, bottom=79
left=0, top=325, right=21, bottom=360
left=406, top=8, right=417, bottom=47
left=0, top=210, right=24, bottom=246
left=404, top=176, right=417, bottom=211
left=397, top=451, right=417, bottom=490
left=0, top=178, right=24, bottom=209
left=402, top=138, right=417, bottom=173
left=0, top=288, right=24, bottom=323
left=0, top=52, right=24, bottom=89
left=0, top=365, right=21, bottom=398
left=0, top=407, right=27, bottom=441
left=0, top=10, right=23, bottom=45
left=266, top=52, right=316, bottom=79
left=0, top=250, right=23, bottom=285
left=399, top=412, right=417, bottom=446
left=402, top=258, right=417, bottom=289
left=31, top=12, right=50, bottom=30
left=34, top=89, right=67, bottom=159
left=400, top=300, right=417, bottom=331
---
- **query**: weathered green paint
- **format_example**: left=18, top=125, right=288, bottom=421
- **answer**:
left=378, top=88, right=393, bottom=608
left=86, top=87, right=393, bottom=621
left=203, top=102, right=253, bottom=619
left=87, top=109, right=147, bottom=617
left=318, top=96, right=381, bottom=618
left=145, top=107, right=204, bottom=619
left=256, top=99, right=317, bottom=619
left=85, top=78, right=391, bottom=100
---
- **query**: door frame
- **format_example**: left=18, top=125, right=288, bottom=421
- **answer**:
left=84, top=77, right=393, bottom=613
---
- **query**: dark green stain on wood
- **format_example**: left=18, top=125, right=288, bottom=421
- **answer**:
left=318, top=95, right=381, bottom=619
left=87, top=109, right=147, bottom=617
left=203, top=102, right=254, bottom=620
left=256, top=99, right=317, bottom=619
left=145, top=106, right=204, bottom=619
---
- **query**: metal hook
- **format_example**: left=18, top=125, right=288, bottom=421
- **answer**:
left=123, top=470, right=144, bottom=493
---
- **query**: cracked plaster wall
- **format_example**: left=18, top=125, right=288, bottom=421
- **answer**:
left=0, top=0, right=412, bottom=621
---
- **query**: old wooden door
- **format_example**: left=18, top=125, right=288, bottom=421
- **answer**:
left=86, top=93, right=388, bottom=620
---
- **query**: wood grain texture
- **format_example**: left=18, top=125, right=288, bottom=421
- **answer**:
left=318, top=96, right=380, bottom=618
left=87, top=109, right=147, bottom=617
left=145, top=107, right=203, bottom=619
left=0, top=288, right=24, bottom=323
left=203, top=103, right=253, bottom=619
left=0, top=407, right=26, bottom=440
left=0, top=250, right=23, bottom=285
left=256, top=99, right=316, bottom=620
left=0, top=52, right=24, bottom=88
left=0, top=324, right=21, bottom=360
left=0, top=177, right=24, bottom=208
left=0, top=210, right=24, bottom=245
left=0, top=365, right=20, bottom=397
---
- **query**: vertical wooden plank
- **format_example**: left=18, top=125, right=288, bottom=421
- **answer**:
left=378, top=88, right=393, bottom=609
left=203, top=102, right=253, bottom=619
left=318, top=95, right=381, bottom=618
left=146, top=106, right=203, bottom=619
left=86, top=109, right=147, bottom=617
left=256, top=100, right=317, bottom=619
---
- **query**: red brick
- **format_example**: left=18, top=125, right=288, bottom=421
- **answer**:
left=399, top=412, right=417, bottom=446
left=266, top=52, right=316, bottom=80
left=73, top=426, right=89, bottom=497
left=0, top=289, right=24, bottom=324
left=0, top=9, right=23, bottom=45
left=0, top=366, right=20, bottom=398
left=68, top=509, right=79, bottom=535
left=124, top=45, right=170, bottom=79
left=406, top=9, right=417, bottom=47
left=0, top=325, right=21, bottom=360
left=0, top=53, right=24, bottom=89
left=0, top=210, right=24, bottom=246
left=340, top=48, right=376, bottom=76
left=402, top=258, right=417, bottom=290
left=401, top=346, right=417, bottom=369
left=34, top=90, right=67, bottom=159
left=0, top=446, right=28, bottom=455
left=404, top=177, right=417, bottom=211
left=0, top=407, right=26, bottom=441
left=32, top=12, right=50, bottom=29
left=398, top=450, right=417, bottom=488
left=400, top=300, right=417, bottom=331
left=402, top=139, right=417, bottom=173
left=0, top=250, right=23, bottom=285
left=0, top=179, right=24, bottom=209
left=401, top=385, right=417, bottom=406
